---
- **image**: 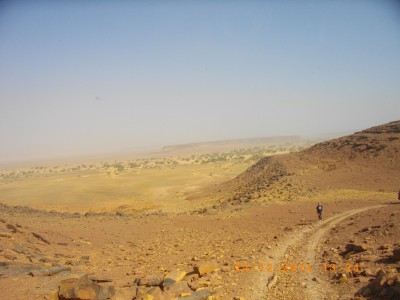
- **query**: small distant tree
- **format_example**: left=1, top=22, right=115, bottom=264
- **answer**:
left=129, top=162, right=139, bottom=168
left=113, top=162, right=125, bottom=172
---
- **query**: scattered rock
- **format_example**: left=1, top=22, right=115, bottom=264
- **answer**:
left=164, top=269, right=187, bottom=282
left=177, top=288, right=213, bottom=300
left=356, top=269, right=400, bottom=299
left=162, top=278, right=176, bottom=288
left=360, top=227, right=371, bottom=232
left=221, top=266, right=230, bottom=272
left=32, top=232, right=51, bottom=244
left=135, top=286, right=150, bottom=299
left=379, top=244, right=392, bottom=250
left=338, top=273, right=348, bottom=283
left=7, top=224, right=19, bottom=233
left=362, top=268, right=374, bottom=277
left=189, top=278, right=211, bottom=291
left=3, top=253, right=17, bottom=261
left=194, top=262, right=218, bottom=276
left=354, top=277, right=370, bottom=284
left=81, top=256, right=90, bottom=262
left=12, top=245, right=30, bottom=254
left=0, top=262, right=37, bottom=277
left=140, top=274, right=164, bottom=287
left=358, top=254, right=379, bottom=262
left=30, top=265, right=71, bottom=277
left=145, top=286, right=163, bottom=298
left=58, top=274, right=115, bottom=300
left=111, top=287, right=137, bottom=300
left=267, top=274, right=278, bottom=289
left=343, top=243, right=369, bottom=256
left=89, top=276, right=113, bottom=283
left=393, top=247, right=400, bottom=261
left=312, top=276, right=321, bottom=284
left=0, top=232, right=13, bottom=238
left=164, top=281, right=192, bottom=297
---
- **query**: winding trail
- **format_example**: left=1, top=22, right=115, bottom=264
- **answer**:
left=248, top=205, right=386, bottom=300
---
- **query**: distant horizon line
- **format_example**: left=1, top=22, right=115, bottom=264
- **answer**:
left=0, top=130, right=355, bottom=167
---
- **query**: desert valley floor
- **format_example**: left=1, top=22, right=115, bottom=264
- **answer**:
left=0, top=199, right=399, bottom=300
left=0, top=121, right=399, bottom=300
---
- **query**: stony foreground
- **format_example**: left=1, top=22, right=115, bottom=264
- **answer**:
left=0, top=200, right=399, bottom=299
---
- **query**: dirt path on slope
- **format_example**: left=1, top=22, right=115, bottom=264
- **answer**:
left=248, top=205, right=385, bottom=300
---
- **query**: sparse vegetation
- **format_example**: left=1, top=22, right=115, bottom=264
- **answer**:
left=0, top=137, right=321, bottom=212
left=0, top=140, right=318, bottom=181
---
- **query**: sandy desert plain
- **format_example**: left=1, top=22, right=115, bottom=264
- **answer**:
left=0, top=124, right=399, bottom=300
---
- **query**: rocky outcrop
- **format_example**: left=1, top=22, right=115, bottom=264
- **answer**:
left=59, top=275, right=115, bottom=300
left=356, top=269, right=400, bottom=299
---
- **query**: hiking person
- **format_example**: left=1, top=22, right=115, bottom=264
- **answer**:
left=316, top=203, right=323, bottom=220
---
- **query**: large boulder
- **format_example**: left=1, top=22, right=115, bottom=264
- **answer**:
left=59, top=275, right=115, bottom=300
left=163, top=281, right=192, bottom=298
left=393, top=247, right=400, bottom=261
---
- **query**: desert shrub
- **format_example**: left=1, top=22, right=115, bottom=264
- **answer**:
left=323, top=163, right=337, bottom=171
left=113, top=162, right=125, bottom=172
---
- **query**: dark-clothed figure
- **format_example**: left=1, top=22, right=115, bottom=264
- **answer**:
left=316, top=203, right=323, bottom=220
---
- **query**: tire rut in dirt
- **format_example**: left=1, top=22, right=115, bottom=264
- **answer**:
left=258, top=205, right=385, bottom=300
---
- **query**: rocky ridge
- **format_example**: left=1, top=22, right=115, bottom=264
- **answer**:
left=215, top=121, right=400, bottom=204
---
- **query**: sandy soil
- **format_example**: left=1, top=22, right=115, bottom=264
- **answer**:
left=1, top=122, right=399, bottom=299
left=1, top=198, right=398, bottom=299
left=0, top=161, right=251, bottom=214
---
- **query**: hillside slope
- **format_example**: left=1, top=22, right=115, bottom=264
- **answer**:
left=214, top=121, right=400, bottom=204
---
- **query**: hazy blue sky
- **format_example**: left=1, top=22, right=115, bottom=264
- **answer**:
left=1, top=1, right=399, bottom=162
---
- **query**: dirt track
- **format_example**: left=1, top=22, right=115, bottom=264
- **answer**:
left=1, top=200, right=398, bottom=300
left=250, top=205, right=387, bottom=300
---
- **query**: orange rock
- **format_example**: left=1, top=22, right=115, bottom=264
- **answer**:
left=164, top=269, right=186, bottom=282
left=194, top=262, right=218, bottom=276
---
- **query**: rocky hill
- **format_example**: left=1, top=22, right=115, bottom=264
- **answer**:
left=214, top=121, right=400, bottom=204
left=304, top=121, right=400, bottom=163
